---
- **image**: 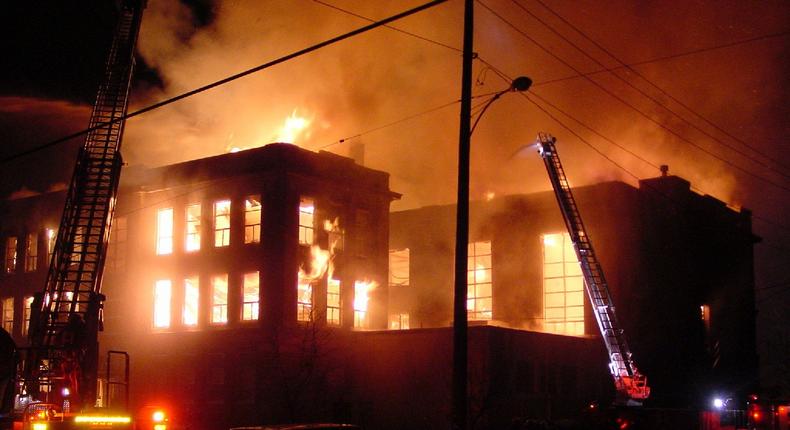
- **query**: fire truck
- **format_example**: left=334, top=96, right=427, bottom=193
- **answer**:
left=535, top=133, right=650, bottom=406
left=0, top=1, right=168, bottom=429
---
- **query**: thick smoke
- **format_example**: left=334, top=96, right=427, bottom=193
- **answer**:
left=123, top=0, right=787, bottom=215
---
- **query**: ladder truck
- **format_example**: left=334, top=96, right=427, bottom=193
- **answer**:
left=535, top=133, right=650, bottom=406
left=10, top=1, right=149, bottom=428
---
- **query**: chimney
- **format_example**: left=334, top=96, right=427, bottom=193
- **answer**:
left=660, top=164, right=669, bottom=177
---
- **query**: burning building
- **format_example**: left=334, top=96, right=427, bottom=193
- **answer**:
left=0, top=143, right=758, bottom=429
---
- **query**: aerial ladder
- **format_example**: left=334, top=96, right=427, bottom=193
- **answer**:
left=16, top=0, right=147, bottom=426
left=535, top=133, right=650, bottom=405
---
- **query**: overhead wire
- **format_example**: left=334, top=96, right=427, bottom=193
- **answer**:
left=477, top=0, right=790, bottom=194
left=522, top=0, right=790, bottom=176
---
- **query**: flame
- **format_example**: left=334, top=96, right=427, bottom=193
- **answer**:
left=354, top=280, right=378, bottom=313
left=274, top=109, right=312, bottom=144
left=299, top=245, right=329, bottom=282
left=475, top=263, right=487, bottom=283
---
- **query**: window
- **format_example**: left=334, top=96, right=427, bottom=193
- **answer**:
left=153, top=280, right=172, bottom=329
left=542, top=233, right=584, bottom=335
left=326, top=278, right=341, bottom=326
left=23, top=297, right=34, bottom=333
left=389, top=313, right=410, bottom=330
left=214, top=200, right=231, bottom=247
left=156, top=208, right=174, bottom=255
left=467, top=241, right=493, bottom=320
left=4, top=237, right=17, bottom=274
left=183, top=276, right=199, bottom=327
left=25, top=233, right=37, bottom=272
left=700, top=304, right=711, bottom=332
left=242, top=272, right=259, bottom=321
left=298, top=197, right=314, bottom=245
left=23, top=296, right=33, bottom=336
left=185, top=204, right=201, bottom=252
left=244, top=196, right=261, bottom=244
left=354, top=280, right=375, bottom=329
left=297, top=273, right=313, bottom=322
left=108, top=217, right=127, bottom=271
left=46, top=228, right=56, bottom=261
left=2, top=298, right=13, bottom=333
left=211, top=274, right=228, bottom=324
left=389, top=248, right=410, bottom=287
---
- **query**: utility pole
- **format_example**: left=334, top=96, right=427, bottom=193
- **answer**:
left=452, top=0, right=474, bottom=429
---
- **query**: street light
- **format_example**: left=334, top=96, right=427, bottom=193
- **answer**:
left=470, top=76, right=533, bottom=134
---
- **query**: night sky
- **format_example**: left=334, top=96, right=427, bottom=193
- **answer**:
left=1, top=0, right=788, bottom=394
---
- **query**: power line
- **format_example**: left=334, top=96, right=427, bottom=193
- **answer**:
left=311, top=0, right=462, bottom=53
left=1, top=0, right=450, bottom=165
left=477, top=0, right=790, bottom=194
left=524, top=0, right=790, bottom=176
left=533, top=30, right=790, bottom=88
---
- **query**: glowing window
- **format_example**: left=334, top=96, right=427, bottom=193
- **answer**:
left=156, top=208, right=173, bottom=255
left=183, top=276, right=199, bottom=327
left=214, top=200, right=231, bottom=247
left=542, top=233, right=584, bottom=335
left=298, top=197, right=314, bottom=245
left=242, top=272, right=259, bottom=321
left=389, top=313, right=410, bottom=330
left=211, top=274, right=228, bottom=324
left=25, top=233, right=37, bottom=272
left=389, top=248, right=410, bottom=287
left=467, top=241, right=492, bottom=320
left=23, top=296, right=33, bottom=336
left=244, top=196, right=261, bottom=244
left=297, top=274, right=313, bottom=322
left=327, top=278, right=341, bottom=326
left=153, top=280, right=171, bottom=329
left=4, top=237, right=17, bottom=274
left=45, top=228, right=56, bottom=260
left=186, top=204, right=201, bottom=252
left=1, top=298, right=13, bottom=333
left=354, top=280, right=376, bottom=329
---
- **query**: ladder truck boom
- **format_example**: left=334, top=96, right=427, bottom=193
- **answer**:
left=23, top=0, right=146, bottom=416
left=535, top=133, right=649, bottom=405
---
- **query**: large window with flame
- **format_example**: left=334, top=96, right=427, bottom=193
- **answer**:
left=326, top=278, right=341, bottom=326
left=389, top=313, right=410, bottom=330
left=467, top=241, right=493, bottom=320
left=2, top=298, right=13, bottom=333
left=542, top=233, right=584, bottom=335
left=46, top=228, right=56, bottom=261
left=25, top=233, right=37, bottom=272
left=211, top=274, right=229, bottom=324
left=183, top=276, right=199, bottom=327
left=354, top=280, right=376, bottom=329
left=389, top=248, right=410, bottom=287
left=242, top=272, right=260, bottom=321
left=23, top=296, right=33, bottom=336
left=156, top=208, right=174, bottom=255
left=297, top=274, right=313, bottom=322
left=4, top=237, right=17, bottom=274
left=185, top=204, right=201, bottom=252
left=214, top=200, right=231, bottom=247
left=153, top=279, right=171, bottom=329
left=245, top=196, right=261, bottom=244
left=299, top=197, right=315, bottom=245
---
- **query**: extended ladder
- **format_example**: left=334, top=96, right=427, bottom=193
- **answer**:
left=26, top=0, right=146, bottom=409
left=536, top=133, right=649, bottom=404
